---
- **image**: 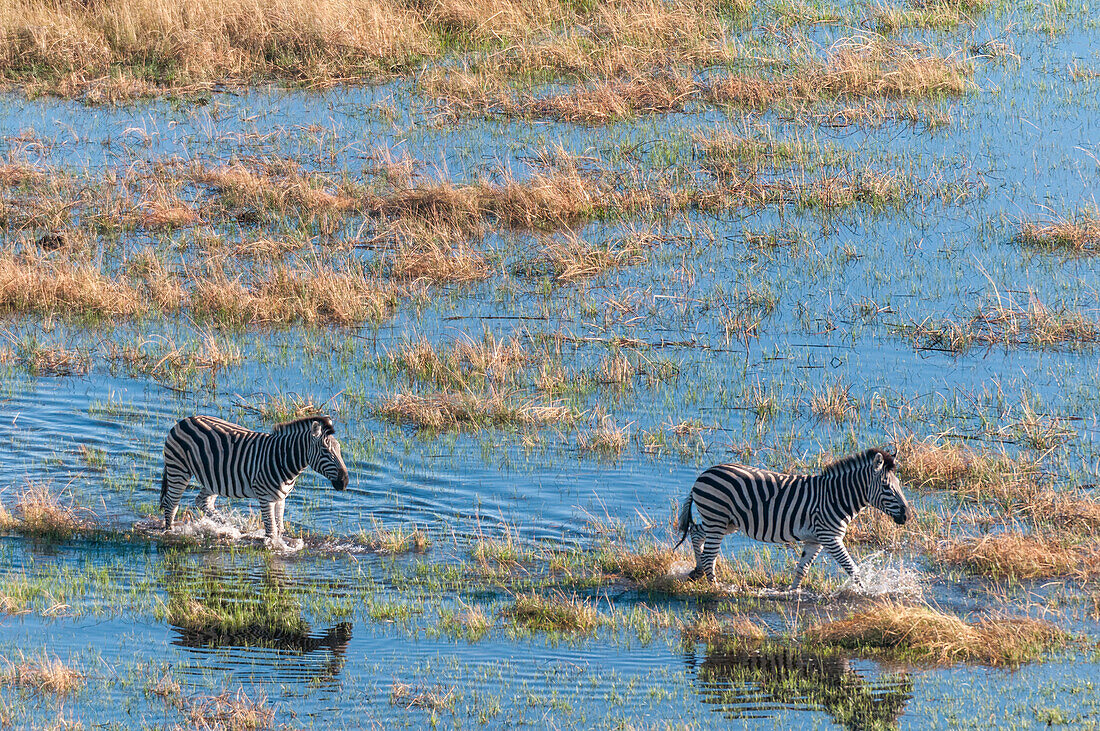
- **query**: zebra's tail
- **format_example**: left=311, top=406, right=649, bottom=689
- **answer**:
left=159, top=468, right=168, bottom=507
left=672, top=494, right=694, bottom=550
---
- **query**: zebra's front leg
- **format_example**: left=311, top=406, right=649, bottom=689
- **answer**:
left=275, top=497, right=286, bottom=534
left=260, top=499, right=287, bottom=551
left=790, top=541, right=822, bottom=591
left=822, top=537, right=859, bottom=585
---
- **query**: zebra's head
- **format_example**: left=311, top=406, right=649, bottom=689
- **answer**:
left=303, top=416, right=350, bottom=491
left=865, top=447, right=910, bottom=525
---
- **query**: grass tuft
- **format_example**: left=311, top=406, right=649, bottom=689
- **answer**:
left=501, top=592, right=599, bottom=634
left=805, top=602, right=1068, bottom=666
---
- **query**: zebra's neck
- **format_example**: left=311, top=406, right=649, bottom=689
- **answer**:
left=259, top=430, right=310, bottom=486
left=816, top=471, right=868, bottom=522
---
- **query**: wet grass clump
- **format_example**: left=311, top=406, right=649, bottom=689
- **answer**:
left=376, top=391, right=573, bottom=431
left=355, top=524, right=432, bottom=554
left=501, top=592, right=599, bottom=635
left=184, top=687, right=276, bottom=731
left=681, top=612, right=767, bottom=644
left=1, top=653, right=83, bottom=696
left=390, top=682, right=456, bottom=711
left=1017, top=210, right=1100, bottom=255
left=0, top=483, right=92, bottom=541
left=804, top=602, right=1068, bottom=666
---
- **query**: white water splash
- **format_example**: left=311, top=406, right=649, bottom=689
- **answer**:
left=665, top=557, right=922, bottom=600
left=835, top=556, right=924, bottom=600
left=133, top=510, right=305, bottom=553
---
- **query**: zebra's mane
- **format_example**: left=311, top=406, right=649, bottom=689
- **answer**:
left=272, top=415, right=334, bottom=435
left=819, top=447, right=895, bottom=476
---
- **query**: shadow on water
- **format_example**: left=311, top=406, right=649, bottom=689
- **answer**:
left=687, top=645, right=913, bottom=730
left=162, top=558, right=353, bottom=683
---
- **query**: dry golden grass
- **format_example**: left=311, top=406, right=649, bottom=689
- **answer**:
left=805, top=602, right=1067, bottom=666
left=1017, top=210, right=1100, bottom=254
left=809, top=381, right=858, bottom=423
left=108, top=334, right=243, bottom=381
left=379, top=219, right=490, bottom=285
left=598, top=545, right=674, bottom=587
left=577, top=417, right=631, bottom=456
left=0, top=162, right=44, bottom=187
left=0, top=0, right=435, bottom=94
left=183, top=687, right=276, bottom=731
left=190, top=263, right=392, bottom=326
left=138, top=200, right=200, bottom=229
left=376, top=391, right=572, bottom=431
left=896, top=437, right=1034, bottom=496
left=425, top=66, right=700, bottom=124
left=709, top=35, right=967, bottom=109
left=938, top=533, right=1098, bottom=580
left=192, top=163, right=359, bottom=215
left=356, top=523, right=431, bottom=553
left=515, top=233, right=650, bottom=283
left=2, top=654, right=83, bottom=695
left=0, top=483, right=91, bottom=539
left=0, top=252, right=148, bottom=318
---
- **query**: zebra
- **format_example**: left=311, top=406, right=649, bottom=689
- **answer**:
left=159, top=414, right=349, bottom=549
left=674, top=447, right=910, bottom=590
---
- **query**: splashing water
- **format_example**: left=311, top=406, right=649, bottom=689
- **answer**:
left=133, top=510, right=305, bottom=552
left=835, top=555, right=924, bottom=600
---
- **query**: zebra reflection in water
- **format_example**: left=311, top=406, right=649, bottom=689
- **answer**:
left=686, top=645, right=913, bottom=730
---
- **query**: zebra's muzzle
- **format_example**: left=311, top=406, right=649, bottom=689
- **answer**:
left=892, top=504, right=911, bottom=525
left=333, top=470, right=350, bottom=491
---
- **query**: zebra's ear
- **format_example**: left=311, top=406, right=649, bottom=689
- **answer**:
left=311, top=420, right=324, bottom=438
left=872, top=451, right=885, bottom=470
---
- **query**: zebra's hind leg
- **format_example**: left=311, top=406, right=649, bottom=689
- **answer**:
left=195, top=488, right=217, bottom=519
left=687, top=524, right=706, bottom=579
left=696, top=527, right=726, bottom=584
left=160, top=469, right=190, bottom=530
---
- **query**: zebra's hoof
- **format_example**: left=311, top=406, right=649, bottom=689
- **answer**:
left=688, top=568, right=703, bottom=580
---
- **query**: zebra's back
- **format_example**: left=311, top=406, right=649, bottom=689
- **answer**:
left=691, top=464, right=812, bottom=544
left=164, top=415, right=264, bottom=499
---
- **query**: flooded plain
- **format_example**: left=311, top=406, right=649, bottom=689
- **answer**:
left=1, top=0, right=1100, bottom=727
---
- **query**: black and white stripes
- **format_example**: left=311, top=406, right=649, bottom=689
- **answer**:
left=675, top=447, right=910, bottom=589
left=160, top=414, right=349, bottom=549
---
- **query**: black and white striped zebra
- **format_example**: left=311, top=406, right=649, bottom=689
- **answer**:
left=675, top=447, right=910, bottom=589
left=160, top=414, right=349, bottom=549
